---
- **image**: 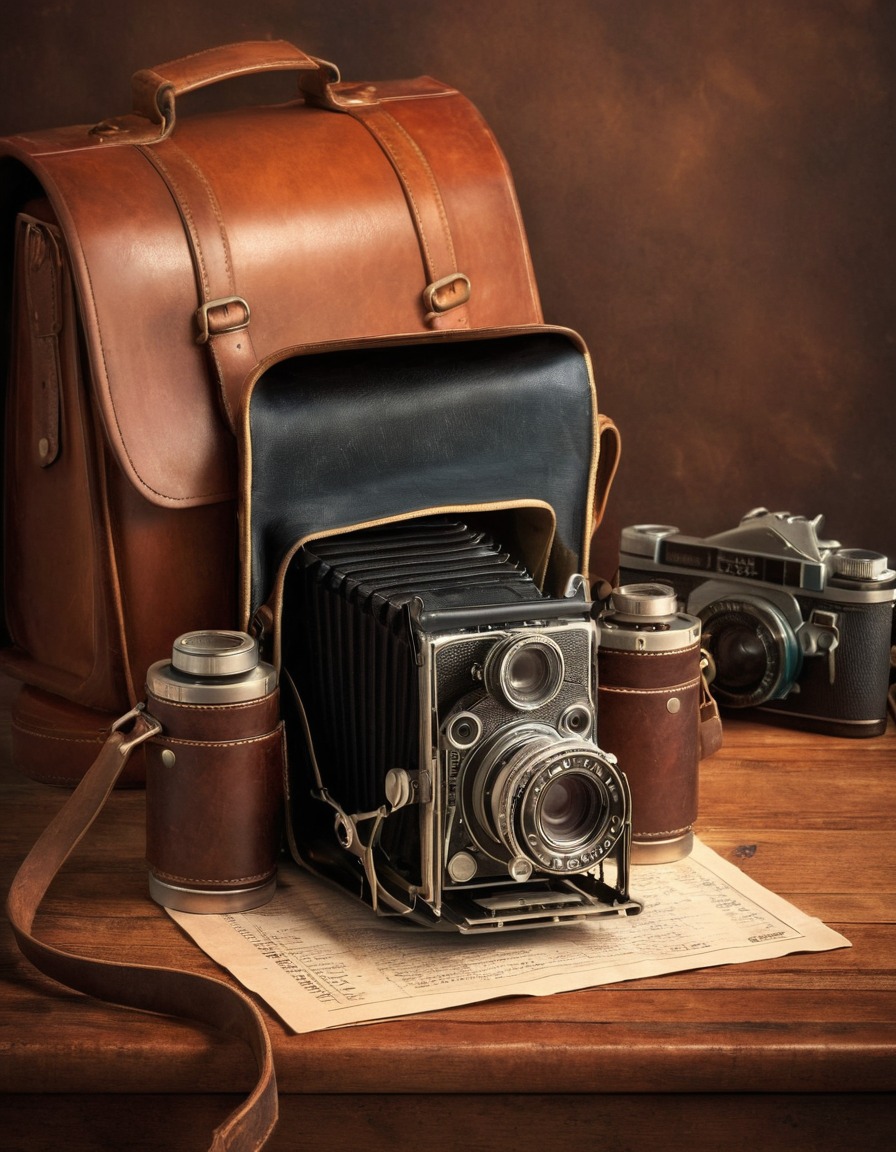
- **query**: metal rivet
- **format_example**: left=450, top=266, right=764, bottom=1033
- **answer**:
left=161, top=749, right=177, bottom=768
left=38, top=437, right=49, bottom=459
left=666, top=697, right=681, bottom=714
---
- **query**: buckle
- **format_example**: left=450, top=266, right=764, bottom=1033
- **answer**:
left=422, top=273, right=471, bottom=319
left=111, top=703, right=163, bottom=755
left=195, top=296, right=251, bottom=345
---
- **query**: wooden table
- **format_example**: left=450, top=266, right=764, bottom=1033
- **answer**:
left=1, top=671, right=894, bottom=1151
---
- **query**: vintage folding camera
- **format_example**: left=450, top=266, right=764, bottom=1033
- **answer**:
left=618, top=508, right=896, bottom=737
left=280, top=517, right=640, bottom=933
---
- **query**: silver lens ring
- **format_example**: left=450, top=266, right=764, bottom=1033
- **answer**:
left=494, top=736, right=626, bottom=873
left=466, top=729, right=626, bottom=874
left=444, top=711, right=484, bottom=751
left=558, top=703, right=594, bottom=738
left=483, top=634, right=565, bottom=711
left=609, top=582, right=679, bottom=621
left=172, top=630, right=259, bottom=678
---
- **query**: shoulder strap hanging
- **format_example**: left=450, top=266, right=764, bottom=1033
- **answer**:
left=5, top=706, right=279, bottom=1152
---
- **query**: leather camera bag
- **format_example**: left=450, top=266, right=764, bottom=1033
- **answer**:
left=0, top=40, right=542, bottom=784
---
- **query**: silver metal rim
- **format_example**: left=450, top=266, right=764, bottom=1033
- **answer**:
left=145, top=659, right=278, bottom=704
left=631, top=830, right=694, bottom=865
left=149, top=873, right=277, bottom=913
left=172, top=630, right=258, bottom=678
left=610, top=582, right=679, bottom=619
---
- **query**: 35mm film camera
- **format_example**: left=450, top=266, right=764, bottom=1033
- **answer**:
left=281, top=519, right=641, bottom=933
left=618, top=508, right=896, bottom=738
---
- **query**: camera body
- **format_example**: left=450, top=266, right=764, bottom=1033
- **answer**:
left=282, top=519, right=639, bottom=933
left=618, top=509, right=896, bottom=737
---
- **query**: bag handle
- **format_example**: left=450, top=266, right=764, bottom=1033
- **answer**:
left=131, top=40, right=340, bottom=137
left=6, top=705, right=279, bottom=1151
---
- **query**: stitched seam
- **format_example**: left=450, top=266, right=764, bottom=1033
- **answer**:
left=12, top=717, right=108, bottom=744
left=149, top=696, right=276, bottom=712
left=363, top=109, right=458, bottom=279
left=637, top=826, right=692, bottom=839
left=166, top=139, right=235, bottom=289
left=157, top=731, right=280, bottom=749
left=152, top=867, right=273, bottom=885
left=598, top=678, right=700, bottom=695
left=601, top=644, right=701, bottom=659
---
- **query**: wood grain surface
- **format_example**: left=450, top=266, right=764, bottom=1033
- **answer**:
left=1, top=672, right=894, bottom=1150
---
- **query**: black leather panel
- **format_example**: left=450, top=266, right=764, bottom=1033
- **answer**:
left=246, top=332, right=596, bottom=614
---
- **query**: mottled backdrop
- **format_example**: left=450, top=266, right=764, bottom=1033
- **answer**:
left=2, top=0, right=893, bottom=579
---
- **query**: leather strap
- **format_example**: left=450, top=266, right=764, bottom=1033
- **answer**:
left=6, top=707, right=279, bottom=1151
left=21, top=216, right=63, bottom=467
left=343, top=103, right=471, bottom=329
left=136, top=92, right=471, bottom=428
left=295, top=70, right=471, bottom=329
left=136, top=140, right=259, bottom=430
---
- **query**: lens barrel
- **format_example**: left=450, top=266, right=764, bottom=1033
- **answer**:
left=466, top=727, right=628, bottom=875
left=697, top=597, right=801, bottom=707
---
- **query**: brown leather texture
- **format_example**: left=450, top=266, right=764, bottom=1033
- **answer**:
left=597, top=644, right=701, bottom=841
left=5, top=709, right=280, bottom=1151
left=145, top=689, right=284, bottom=891
left=9, top=684, right=147, bottom=788
left=2, top=68, right=540, bottom=507
left=0, top=40, right=544, bottom=780
left=3, top=4, right=893, bottom=581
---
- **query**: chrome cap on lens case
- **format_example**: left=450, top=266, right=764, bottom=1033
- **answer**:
left=147, top=630, right=278, bottom=705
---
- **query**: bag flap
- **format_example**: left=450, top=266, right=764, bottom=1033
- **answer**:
left=240, top=327, right=604, bottom=653
left=1, top=77, right=541, bottom=508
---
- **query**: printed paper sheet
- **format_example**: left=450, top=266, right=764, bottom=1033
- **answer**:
left=169, top=838, right=849, bottom=1033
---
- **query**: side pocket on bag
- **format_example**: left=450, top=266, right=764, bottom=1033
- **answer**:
left=2, top=211, right=127, bottom=710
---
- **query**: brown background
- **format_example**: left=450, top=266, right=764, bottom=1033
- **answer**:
left=1, top=0, right=893, bottom=580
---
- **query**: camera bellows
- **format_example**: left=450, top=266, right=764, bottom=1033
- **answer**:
left=287, top=520, right=539, bottom=814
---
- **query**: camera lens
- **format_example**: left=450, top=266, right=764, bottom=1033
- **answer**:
left=538, top=773, right=604, bottom=850
left=484, top=636, right=565, bottom=711
left=699, top=598, right=801, bottom=707
left=714, top=624, right=768, bottom=689
left=465, top=727, right=627, bottom=875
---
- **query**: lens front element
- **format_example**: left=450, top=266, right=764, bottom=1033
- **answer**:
left=699, top=598, right=801, bottom=706
left=538, top=772, right=604, bottom=851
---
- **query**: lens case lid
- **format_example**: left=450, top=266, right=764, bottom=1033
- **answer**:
left=172, top=630, right=259, bottom=678
left=609, top=582, right=679, bottom=620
